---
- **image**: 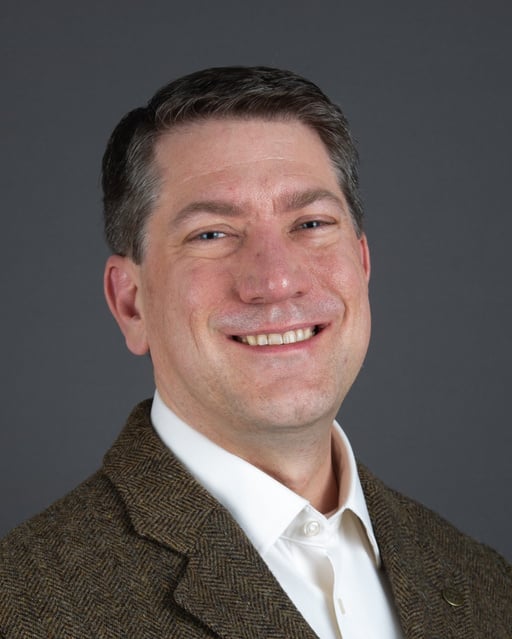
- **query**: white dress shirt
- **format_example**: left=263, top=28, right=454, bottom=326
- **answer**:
left=151, top=391, right=404, bottom=639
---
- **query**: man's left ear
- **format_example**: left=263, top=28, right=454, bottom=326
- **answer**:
left=359, top=233, right=371, bottom=283
left=103, top=255, right=149, bottom=356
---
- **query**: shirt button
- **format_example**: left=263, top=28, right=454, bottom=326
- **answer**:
left=303, top=520, right=321, bottom=537
left=336, top=597, right=346, bottom=615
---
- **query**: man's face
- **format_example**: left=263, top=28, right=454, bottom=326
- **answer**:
left=112, top=118, right=371, bottom=448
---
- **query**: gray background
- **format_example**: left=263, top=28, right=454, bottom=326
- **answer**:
left=1, top=1, right=511, bottom=561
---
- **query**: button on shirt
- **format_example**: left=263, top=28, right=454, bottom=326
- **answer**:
left=151, top=391, right=404, bottom=639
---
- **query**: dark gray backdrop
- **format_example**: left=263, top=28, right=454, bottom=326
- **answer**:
left=1, top=1, right=511, bottom=561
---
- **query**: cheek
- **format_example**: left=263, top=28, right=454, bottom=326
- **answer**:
left=313, top=248, right=368, bottom=297
left=174, top=262, right=231, bottom=325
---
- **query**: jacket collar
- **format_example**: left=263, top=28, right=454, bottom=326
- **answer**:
left=103, top=400, right=318, bottom=638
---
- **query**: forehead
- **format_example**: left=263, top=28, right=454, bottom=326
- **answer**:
left=152, top=117, right=340, bottom=200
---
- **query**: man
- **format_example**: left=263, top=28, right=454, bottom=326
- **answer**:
left=1, top=67, right=510, bottom=638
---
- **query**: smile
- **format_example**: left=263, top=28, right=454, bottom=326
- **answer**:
left=235, top=326, right=318, bottom=346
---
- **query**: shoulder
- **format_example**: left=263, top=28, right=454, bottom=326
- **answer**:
left=359, top=463, right=511, bottom=632
left=0, top=472, right=111, bottom=634
left=0, top=466, right=187, bottom=638
left=360, top=463, right=510, bottom=570
left=0, top=471, right=125, bottom=603
left=0, top=401, right=208, bottom=638
left=1, top=469, right=123, bottom=555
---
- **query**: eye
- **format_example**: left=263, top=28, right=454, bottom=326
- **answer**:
left=299, top=220, right=324, bottom=229
left=295, top=219, right=334, bottom=231
left=193, top=230, right=227, bottom=241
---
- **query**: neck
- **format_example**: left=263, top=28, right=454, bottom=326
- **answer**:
left=217, top=423, right=339, bottom=514
left=157, top=388, right=340, bottom=513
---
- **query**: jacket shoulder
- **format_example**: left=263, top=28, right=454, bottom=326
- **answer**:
left=0, top=473, right=115, bottom=632
left=359, top=463, right=512, bottom=636
left=0, top=470, right=183, bottom=638
left=361, top=463, right=511, bottom=572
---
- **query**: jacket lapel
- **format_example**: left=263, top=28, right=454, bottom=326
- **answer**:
left=359, top=464, right=473, bottom=639
left=104, top=400, right=317, bottom=639
left=173, top=507, right=318, bottom=638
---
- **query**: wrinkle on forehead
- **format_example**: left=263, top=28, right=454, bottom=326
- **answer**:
left=154, top=118, right=337, bottom=186
left=173, top=157, right=313, bottom=187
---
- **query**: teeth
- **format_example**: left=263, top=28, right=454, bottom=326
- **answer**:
left=239, top=327, right=315, bottom=346
left=283, top=330, right=296, bottom=344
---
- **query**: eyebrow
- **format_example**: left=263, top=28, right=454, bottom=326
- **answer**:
left=171, top=200, right=244, bottom=228
left=280, top=188, right=346, bottom=212
left=171, top=188, right=346, bottom=228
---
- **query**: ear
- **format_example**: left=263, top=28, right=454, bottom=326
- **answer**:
left=104, top=255, right=149, bottom=355
left=359, top=233, right=371, bottom=283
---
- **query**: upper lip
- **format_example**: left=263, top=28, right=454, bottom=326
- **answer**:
left=215, top=299, right=342, bottom=338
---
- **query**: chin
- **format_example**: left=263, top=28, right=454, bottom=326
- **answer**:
left=237, top=389, right=340, bottom=432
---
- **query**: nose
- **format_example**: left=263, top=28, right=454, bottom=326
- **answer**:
left=235, top=233, right=312, bottom=304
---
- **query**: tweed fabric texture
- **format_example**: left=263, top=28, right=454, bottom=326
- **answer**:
left=1, top=400, right=511, bottom=638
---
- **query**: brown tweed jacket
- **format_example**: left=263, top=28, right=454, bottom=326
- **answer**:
left=1, top=400, right=510, bottom=638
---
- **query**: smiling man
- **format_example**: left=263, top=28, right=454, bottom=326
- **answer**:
left=106, top=116, right=371, bottom=515
left=1, top=67, right=510, bottom=638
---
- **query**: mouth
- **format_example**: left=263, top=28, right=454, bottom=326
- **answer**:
left=233, top=325, right=322, bottom=346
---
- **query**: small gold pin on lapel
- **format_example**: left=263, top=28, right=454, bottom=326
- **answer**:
left=442, top=587, right=464, bottom=607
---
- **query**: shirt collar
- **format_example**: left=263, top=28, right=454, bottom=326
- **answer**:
left=151, top=390, right=380, bottom=563
left=333, top=423, right=381, bottom=564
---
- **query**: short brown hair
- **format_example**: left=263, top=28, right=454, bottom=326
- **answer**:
left=102, top=66, right=363, bottom=263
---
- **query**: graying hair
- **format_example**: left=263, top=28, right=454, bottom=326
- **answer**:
left=102, top=66, right=363, bottom=263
